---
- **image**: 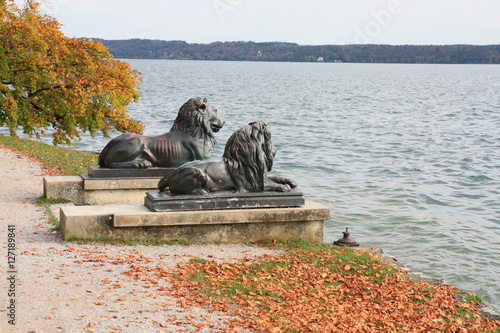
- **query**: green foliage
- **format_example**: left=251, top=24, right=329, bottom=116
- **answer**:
left=0, top=1, right=144, bottom=145
left=95, top=38, right=500, bottom=64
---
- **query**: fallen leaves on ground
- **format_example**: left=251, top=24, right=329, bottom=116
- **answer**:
left=43, top=243, right=500, bottom=332
left=163, top=243, right=499, bottom=333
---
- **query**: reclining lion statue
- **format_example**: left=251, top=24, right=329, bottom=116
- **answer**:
left=98, top=97, right=225, bottom=168
left=158, top=121, right=297, bottom=194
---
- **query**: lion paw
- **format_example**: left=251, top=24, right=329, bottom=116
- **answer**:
left=285, top=178, right=298, bottom=188
left=193, top=188, right=209, bottom=195
left=136, top=160, right=153, bottom=169
left=273, top=184, right=291, bottom=192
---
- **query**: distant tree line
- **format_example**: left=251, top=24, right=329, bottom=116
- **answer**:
left=92, top=39, right=500, bottom=64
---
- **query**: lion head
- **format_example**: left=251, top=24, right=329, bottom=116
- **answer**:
left=223, top=121, right=277, bottom=191
left=171, top=97, right=225, bottom=146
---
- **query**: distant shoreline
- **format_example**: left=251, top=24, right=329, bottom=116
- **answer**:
left=90, top=38, right=500, bottom=64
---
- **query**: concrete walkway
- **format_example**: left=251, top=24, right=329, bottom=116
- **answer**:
left=0, top=146, right=280, bottom=332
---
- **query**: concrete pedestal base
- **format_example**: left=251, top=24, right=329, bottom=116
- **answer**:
left=60, top=200, right=330, bottom=243
left=43, top=167, right=172, bottom=205
left=88, top=166, right=173, bottom=178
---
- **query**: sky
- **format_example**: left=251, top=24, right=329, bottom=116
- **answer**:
left=23, top=0, right=500, bottom=45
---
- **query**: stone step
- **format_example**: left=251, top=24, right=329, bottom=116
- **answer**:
left=43, top=175, right=162, bottom=205
left=60, top=200, right=330, bottom=243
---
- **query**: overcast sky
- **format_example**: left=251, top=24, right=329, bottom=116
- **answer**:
left=30, top=0, right=500, bottom=45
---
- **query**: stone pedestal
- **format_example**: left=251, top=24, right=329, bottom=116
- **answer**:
left=145, top=190, right=305, bottom=212
left=60, top=200, right=330, bottom=243
left=43, top=166, right=173, bottom=205
left=87, top=166, right=171, bottom=179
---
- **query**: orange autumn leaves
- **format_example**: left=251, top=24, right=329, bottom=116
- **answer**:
left=36, top=243, right=499, bottom=332
left=166, top=244, right=499, bottom=333
left=1, top=0, right=144, bottom=145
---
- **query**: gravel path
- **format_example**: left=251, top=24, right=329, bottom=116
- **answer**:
left=0, top=146, right=281, bottom=332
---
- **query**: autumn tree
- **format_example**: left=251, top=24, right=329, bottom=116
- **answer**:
left=0, top=0, right=144, bottom=145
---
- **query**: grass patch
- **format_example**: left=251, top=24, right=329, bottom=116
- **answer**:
left=454, top=306, right=476, bottom=322
left=257, top=239, right=398, bottom=283
left=191, top=258, right=207, bottom=264
left=0, top=135, right=98, bottom=175
left=465, top=293, right=483, bottom=304
left=36, top=197, right=72, bottom=206
left=35, top=196, right=72, bottom=231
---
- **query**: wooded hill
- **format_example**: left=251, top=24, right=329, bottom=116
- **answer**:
left=93, top=39, right=500, bottom=64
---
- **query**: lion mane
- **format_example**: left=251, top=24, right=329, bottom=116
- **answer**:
left=158, top=120, right=297, bottom=195
left=171, top=97, right=217, bottom=146
left=223, top=121, right=275, bottom=191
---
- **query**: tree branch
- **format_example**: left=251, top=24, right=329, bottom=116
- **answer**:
left=28, top=84, right=76, bottom=97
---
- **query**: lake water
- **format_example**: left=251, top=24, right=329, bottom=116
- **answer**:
left=4, top=59, right=500, bottom=311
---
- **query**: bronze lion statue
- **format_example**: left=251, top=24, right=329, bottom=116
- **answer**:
left=98, top=97, right=225, bottom=168
left=158, top=121, right=297, bottom=194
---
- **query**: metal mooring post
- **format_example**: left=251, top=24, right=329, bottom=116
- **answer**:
left=333, top=227, right=359, bottom=247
